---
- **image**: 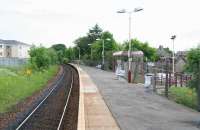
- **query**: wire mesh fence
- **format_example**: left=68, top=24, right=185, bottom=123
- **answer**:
left=0, top=57, right=28, bottom=66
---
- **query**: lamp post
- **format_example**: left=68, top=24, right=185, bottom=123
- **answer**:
left=171, top=35, right=176, bottom=75
left=117, top=8, right=143, bottom=83
left=88, top=44, right=92, bottom=59
left=96, top=38, right=111, bottom=69
left=77, top=47, right=80, bottom=66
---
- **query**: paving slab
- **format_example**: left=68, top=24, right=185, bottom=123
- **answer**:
left=81, top=65, right=200, bottom=130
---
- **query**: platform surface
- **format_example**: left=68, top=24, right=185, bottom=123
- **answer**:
left=77, top=66, right=120, bottom=130
left=81, top=65, right=200, bottom=130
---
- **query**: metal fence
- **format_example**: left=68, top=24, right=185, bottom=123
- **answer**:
left=149, top=60, right=192, bottom=98
left=0, top=57, right=28, bottom=66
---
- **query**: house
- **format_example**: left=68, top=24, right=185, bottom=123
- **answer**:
left=175, top=51, right=188, bottom=72
left=0, top=39, right=31, bottom=58
left=156, top=45, right=172, bottom=58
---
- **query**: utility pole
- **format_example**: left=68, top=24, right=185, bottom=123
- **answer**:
left=96, top=38, right=111, bottom=70
left=117, top=8, right=143, bottom=83
left=171, top=35, right=176, bottom=75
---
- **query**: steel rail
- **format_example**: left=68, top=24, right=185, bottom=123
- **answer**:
left=57, top=71, right=74, bottom=130
left=15, top=70, right=65, bottom=130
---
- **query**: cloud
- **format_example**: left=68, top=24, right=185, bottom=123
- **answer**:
left=0, top=0, right=200, bottom=50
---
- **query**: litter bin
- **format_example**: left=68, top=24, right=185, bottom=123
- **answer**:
left=144, top=73, right=153, bottom=88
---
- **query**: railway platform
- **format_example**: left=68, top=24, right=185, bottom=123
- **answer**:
left=77, top=65, right=200, bottom=130
left=76, top=65, right=120, bottom=130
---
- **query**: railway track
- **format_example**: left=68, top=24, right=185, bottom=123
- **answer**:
left=15, top=65, right=79, bottom=130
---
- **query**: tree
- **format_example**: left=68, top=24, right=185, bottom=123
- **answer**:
left=91, top=31, right=118, bottom=62
left=74, top=36, right=90, bottom=56
left=185, top=47, right=200, bottom=111
left=51, top=44, right=66, bottom=52
left=47, top=48, right=58, bottom=64
left=51, top=44, right=66, bottom=63
left=123, top=39, right=158, bottom=61
left=73, top=25, right=119, bottom=69
left=73, top=24, right=103, bottom=58
left=29, top=47, right=51, bottom=70
left=65, top=47, right=75, bottom=61
left=87, top=24, right=103, bottom=42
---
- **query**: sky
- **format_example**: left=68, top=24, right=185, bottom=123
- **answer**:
left=0, top=0, right=200, bottom=51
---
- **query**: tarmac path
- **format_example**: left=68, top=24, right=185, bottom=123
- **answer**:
left=81, top=65, right=200, bottom=130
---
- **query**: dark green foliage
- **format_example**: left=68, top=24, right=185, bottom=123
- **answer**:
left=185, top=47, right=200, bottom=111
left=51, top=44, right=66, bottom=63
left=91, top=31, right=118, bottom=61
left=87, top=24, right=103, bottom=42
left=51, top=44, right=66, bottom=52
left=123, top=39, right=158, bottom=61
left=48, top=48, right=58, bottom=64
left=185, top=48, right=200, bottom=89
left=73, top=24, right=103, bottom=59
left=73, top=24, right=118, bottom=66
left=65, top=47, right=75, bottom=61
left=29, top=47, right=51, bottom=70
left=74, top=36, right=91, bottom=56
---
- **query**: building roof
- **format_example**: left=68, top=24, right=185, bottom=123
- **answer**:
left=156, top=45, right=171, bottom=57
left=176, top=51, right=188, bottom=56
left=0, top=39, right=31, bottom=46
left=113, top=51, right=143, bottom=57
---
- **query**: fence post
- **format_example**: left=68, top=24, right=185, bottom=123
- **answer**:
left=169, top=72, right=171, bottom=87
left=165, top=59, right=169, bottom=98
left=175, top=73, right=177, bottom=87
left=180, top=73, right=183, bottom=87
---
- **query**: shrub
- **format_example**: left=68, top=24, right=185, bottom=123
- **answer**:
left=29, top=47, right=51, bottom=70
left=169, top=86, right=197, bottom=109
left=63, top=58, right=69, bottom=64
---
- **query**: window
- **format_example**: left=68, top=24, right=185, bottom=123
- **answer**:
left=0, top=45, right=2, bottom=48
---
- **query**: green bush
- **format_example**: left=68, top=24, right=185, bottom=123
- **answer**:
left=169, top=86, right=197, bottom=109
left=29, top=47, right=58, bottom=70
left=63, top=58, right=69, bottom=64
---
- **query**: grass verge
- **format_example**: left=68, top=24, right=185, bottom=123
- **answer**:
left=169, top=86, right=197, bottom=109
left=0, top=65, right=59, bottom=113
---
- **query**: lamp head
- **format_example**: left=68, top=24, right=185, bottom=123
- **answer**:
left=117, top=9, right=126, bottom=13
left=134, top=8, right=143, bottom=12
left=171, top=35, right=176, bottom=40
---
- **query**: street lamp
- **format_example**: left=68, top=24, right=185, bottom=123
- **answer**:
left=88, top=44, right=92, bottom=59
left=77, top=47, right=80, bottom=66
left=96, top=38, right=111, bottom=69
left=171, top=35, right=176, bottom=75
left=117, top=7, right=143, bottom=83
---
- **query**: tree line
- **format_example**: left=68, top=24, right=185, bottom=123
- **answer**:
left=29, top=24, right=160, bottom=70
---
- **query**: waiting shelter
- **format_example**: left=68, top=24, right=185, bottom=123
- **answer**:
left=113, top=51, right=144, bottom=83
